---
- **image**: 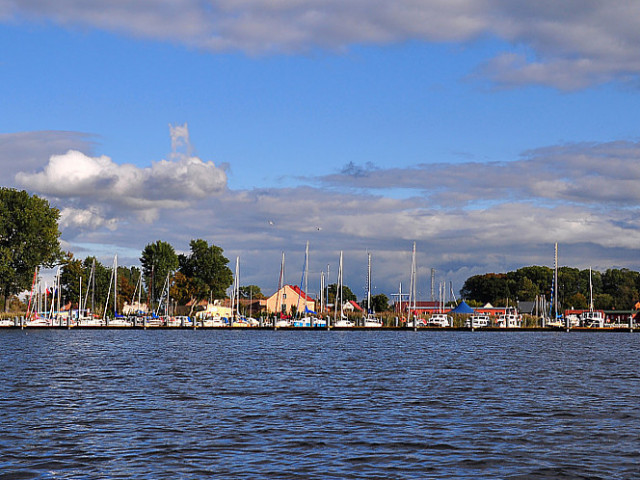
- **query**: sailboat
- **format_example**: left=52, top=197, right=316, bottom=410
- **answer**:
left=25, top=266, right=52, bottom=326
left=230, top=256, right=248, bottom=327
left=103, top=255, right=131, bottom=327
left=292, top=242, right=322, bottom=327
left=406, top=242, right=422, bottom=328
left=334, top=251, right=353, bottom=327
left=363, top=252, right=382, bottom=327
left=582, top=267, right=605, bottom=328
left=274, top=252, right=291, bottom=327
left=542, top=243, right=563, bottom=328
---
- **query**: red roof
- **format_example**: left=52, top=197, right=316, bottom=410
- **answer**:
left=348, top=300, right=363, bottom=311
left=290, top=285, right=313, bottom=302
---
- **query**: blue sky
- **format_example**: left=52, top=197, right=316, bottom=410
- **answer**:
left=2, top=1, right=640, bottom=301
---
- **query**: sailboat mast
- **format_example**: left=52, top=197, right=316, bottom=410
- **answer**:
left=554, top=242, right=558, bottom=320
left=409, top=242, right=416, bottom=325
left=114, top=254, right=118, bottom=316
left=367, top=252, right=372, bottom=314
left=304, top=241, right=309, bottom=315
left=91, top=258, right=95, bottom=314
left=339, top=251, right=343, bottom=320
left=235, top=256, right=240, bottom=318
left=589, top=267, right=594, bottom=312
left=275, top=252, right=285, bottom=317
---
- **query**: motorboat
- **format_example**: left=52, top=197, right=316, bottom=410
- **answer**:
left=465, top=314, right=490, bottom=328
left=497, top=312, right=521, bottom=328
left=428, top=313, right=452, bottom=327
left=582, top=310, right=605, bottom=328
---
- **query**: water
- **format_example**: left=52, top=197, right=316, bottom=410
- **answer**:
left=0, top=330, right=638, bottom=479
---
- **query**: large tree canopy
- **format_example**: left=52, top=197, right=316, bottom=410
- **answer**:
left=140, top=240, right=179, bottom=305
left=0, top=188, right=61, bottom=307
left=178, top=239, right=232, bottom=300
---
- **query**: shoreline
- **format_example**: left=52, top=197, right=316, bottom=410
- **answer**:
left=0, top=325, right=636, bottom=332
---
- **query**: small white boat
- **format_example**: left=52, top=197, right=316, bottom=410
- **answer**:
left=363, top=314, right=383, bottom=328
left=497, top=312, right=521, bottom=328
left=312, top=317, right=327, bottom=328
left=107, top=316, right=132, bottom=327
left=293, top=316, right=314, bottom=327
left=334, top=317, right=354, bottom=327
left=203, top=316, right=226, bottom=327
left=466, top=314, right=490, bottom=328
left=0, top=318, right=15, bottom=327
left=582, top=310, right=605, bottom=328
left=274, top=318, right=291, bottom=327
left=25, top=316, right=52, bottom=327
left=428, top=313, right=452, bottom=327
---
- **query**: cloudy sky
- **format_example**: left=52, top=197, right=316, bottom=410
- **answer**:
left=2, top=1, right=640, bottom=301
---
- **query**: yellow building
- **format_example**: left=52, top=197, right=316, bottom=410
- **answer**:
left=266, top=285, right=315, bottom=315
left=195, top=300, right=233, bottom=319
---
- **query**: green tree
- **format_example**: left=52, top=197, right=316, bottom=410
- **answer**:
left=140, top=240, right=179, bottom=306
left=327, top=283, right=357, bottom=304
left=59, top=253, right=84, bottom=306
left=460, top=273, right=508, bottom=305
left=178, top=239, right=233, bottom=300
left=239, top=285, right=265, bottom=300
left=170, top=271, right=199, bottom=306
left=81, top=256, right=111, bottom=314
left=566, top=292, right=588, bottom=310
left=516, top=277, right=538, bottom=302
left=371, top=293, right=389, bottom=312
left=0, top=188, right=62, bottom=309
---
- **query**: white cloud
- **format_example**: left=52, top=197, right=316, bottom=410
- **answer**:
left=320, top=140, right=640, bottom=208
left=15, top=125, right=228, bottom=226
left=3, top=1, right=640, bottom=88
left=0, top=130, right=96, bottom=181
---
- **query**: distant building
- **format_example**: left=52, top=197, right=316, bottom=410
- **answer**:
left=266, top=285, right=315, bottom=315
left=122, top=301, right=149, bottom=315
left=343, top=300, right=363, bottom=313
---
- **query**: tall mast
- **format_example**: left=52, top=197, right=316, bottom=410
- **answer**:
left=320, top=271, right=325, bottom=314
left=235, top=256, right=240, bottom=318
left=304, top=241, right=309, bottom=315
left=91, top=258, right=95, bottom=314
left=554, top=242, right=558, bottom=320
left=409, top=242, right=416, bottom=325
left=367, top=252, right=372, bottom=314
left=114, top=254, right=118, bottom=316
left=275, top=252, right=285, bottom=317
left=339, top=251, right=343, bottom=320
left=589, top=267, right=594, bottom=312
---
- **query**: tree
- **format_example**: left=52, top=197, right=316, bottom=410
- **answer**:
left=82, top=256, right=111, bottom=314
left=170, top=271, right=199, bottom=306
left=59, top=253, right=84, bottom=306
left=178, top=239, right=232, bottom=300
left=371, top=293, right=389, bottom=312
left=0, top=188, right=62, bottom=310
left=327, top=283, right=357, bottom=304
left=460, top=273, right=508, bottom=305
left=566, top=292, right=588, bottom=310
left=239, top=285, right=265, bottom=300
left=140, top=240, right=179, bottom=306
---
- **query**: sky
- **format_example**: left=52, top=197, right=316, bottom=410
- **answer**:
left=2, top=1, right=640, bottom=302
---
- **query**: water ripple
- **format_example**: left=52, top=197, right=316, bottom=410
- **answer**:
left=0, top=330, right=639, bottom=478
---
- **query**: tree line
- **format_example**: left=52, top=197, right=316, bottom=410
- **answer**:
left=461, top=266, right=640, bottom=310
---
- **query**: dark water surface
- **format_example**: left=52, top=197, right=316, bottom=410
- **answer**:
left=1, top=330, right=638, bottom=479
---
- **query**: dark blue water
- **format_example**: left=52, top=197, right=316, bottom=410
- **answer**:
left=1, top=330, right=638, bottom=479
